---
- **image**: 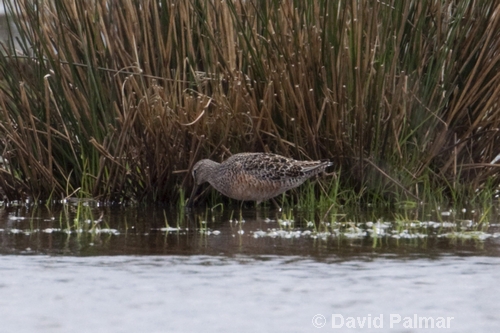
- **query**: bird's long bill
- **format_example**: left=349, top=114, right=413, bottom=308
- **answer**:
left=187, top=184, right=200, bottom=208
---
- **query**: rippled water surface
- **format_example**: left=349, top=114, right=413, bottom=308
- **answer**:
left=1, top=202, right=500, bottom=332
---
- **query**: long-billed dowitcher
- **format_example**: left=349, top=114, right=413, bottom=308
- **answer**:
left=188, top=153, right=332, bottom=206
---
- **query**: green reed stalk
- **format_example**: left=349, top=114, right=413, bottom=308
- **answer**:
left=0, top=0, right=498, bottom=206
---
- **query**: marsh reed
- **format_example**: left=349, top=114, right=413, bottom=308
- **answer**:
left=0, top=0, right=499, bottom=204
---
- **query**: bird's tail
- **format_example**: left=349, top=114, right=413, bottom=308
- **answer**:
left=302, top=160, right=333, bottom=174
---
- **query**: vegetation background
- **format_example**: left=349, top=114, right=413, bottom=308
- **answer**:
left=0, top=0, right=499, bottom=206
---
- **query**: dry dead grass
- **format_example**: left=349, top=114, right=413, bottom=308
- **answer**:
left=0, top=0, right=499, bottom=203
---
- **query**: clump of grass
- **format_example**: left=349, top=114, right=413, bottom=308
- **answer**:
left=0, top=0, right=499, bottom=206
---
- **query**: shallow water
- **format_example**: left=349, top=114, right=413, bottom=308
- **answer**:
left=1, top=202, right=500, bottom=332
left=1, top=255, right=499, bottom=333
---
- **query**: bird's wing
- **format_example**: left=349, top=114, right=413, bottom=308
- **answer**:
left=236, top=153, right=325, bottom=181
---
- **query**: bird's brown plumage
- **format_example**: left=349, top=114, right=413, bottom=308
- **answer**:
left=188, top=153, right=332, bottom=205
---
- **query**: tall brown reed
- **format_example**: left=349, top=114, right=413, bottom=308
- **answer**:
left=0, top=0, right=499, bottom=204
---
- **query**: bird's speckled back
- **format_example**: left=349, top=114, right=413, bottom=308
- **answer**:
left=190, top=153, right=332, bottom=203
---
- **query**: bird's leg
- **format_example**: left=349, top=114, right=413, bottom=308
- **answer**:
left=271, top=198, right=282, bottom=212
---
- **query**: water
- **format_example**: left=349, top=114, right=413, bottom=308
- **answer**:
left=1, top=255, right=499, bottom=333
left=1, top=202, right=500, bottom=332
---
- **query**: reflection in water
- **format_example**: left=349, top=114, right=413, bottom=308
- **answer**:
left=1, top=202, right=500, bottom=333
left=0, top=201, right=499, bottom=257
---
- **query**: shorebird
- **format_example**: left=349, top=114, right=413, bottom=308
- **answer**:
left=187, top=152, right=332, bottom=206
